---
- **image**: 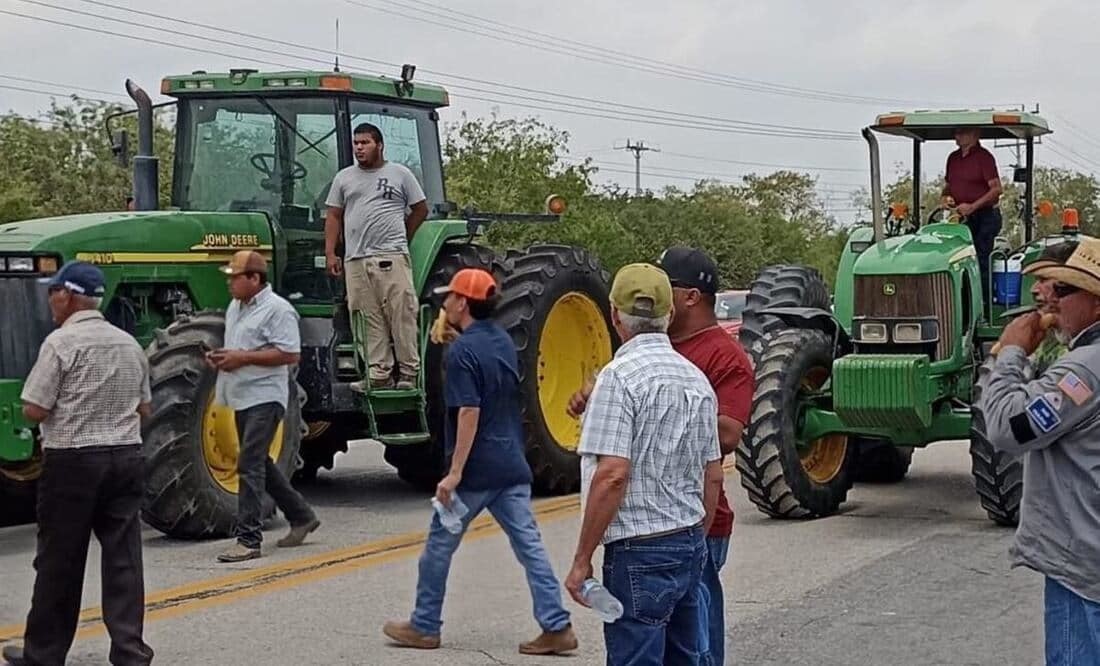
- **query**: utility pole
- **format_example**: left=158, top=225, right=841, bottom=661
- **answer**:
left=618, top=139, right=658, bottom=195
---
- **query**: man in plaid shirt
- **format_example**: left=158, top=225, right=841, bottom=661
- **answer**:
left=564, top=263, right=724, bottom=665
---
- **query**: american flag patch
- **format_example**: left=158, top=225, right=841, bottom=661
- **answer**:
left=1057, top=371, right=1093, bottom=406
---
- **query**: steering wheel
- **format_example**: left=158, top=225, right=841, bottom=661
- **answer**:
left=927, top=206, right=964, bottom=225
left=249, top=152, right=307, bottom=181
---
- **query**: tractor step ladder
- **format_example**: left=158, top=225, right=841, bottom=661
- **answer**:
left=348, top=304, right=433, bottom=445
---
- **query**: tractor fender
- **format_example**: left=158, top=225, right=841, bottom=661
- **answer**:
left=755, top=306, right=854, bottom=357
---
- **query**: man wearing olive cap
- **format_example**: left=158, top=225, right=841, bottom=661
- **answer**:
left=565, top=263, right=723, bottom=665
left=981, top=238, right=1100, bottom=664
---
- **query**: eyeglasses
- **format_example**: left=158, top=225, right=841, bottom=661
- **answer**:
left=1053, top=282, right=1081, bottom=298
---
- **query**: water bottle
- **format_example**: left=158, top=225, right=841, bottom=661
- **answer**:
left=580, top=578, right=623, bottom=622
left=431, top=493, right=469, bottom=534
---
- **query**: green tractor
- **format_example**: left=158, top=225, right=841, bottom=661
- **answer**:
left=0, top=68, right=616, bottom=538
left=735, top=109, right=1088, bottom=526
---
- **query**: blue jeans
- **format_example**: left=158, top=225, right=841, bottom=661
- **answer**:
left=602, top=524, right=708, bottom=665
left=410, top=484, right=570, bottom=636
left=698, top=536, right=730, bottom=665
left=1045, top=577, right=1100, bottom=665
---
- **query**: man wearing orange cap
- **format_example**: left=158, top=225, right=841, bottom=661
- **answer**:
left=981, top=238, right=1100, bottom=664
left=208, top=250, right=320, bottom=563
left=383, top=268, right=576, bottom=656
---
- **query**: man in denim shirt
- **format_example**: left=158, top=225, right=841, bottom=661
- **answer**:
left=383, top=268, right=576, bottom=656
left=209, top=250, right=320, bottom=563
left=566, top=263, right=724, bottom=665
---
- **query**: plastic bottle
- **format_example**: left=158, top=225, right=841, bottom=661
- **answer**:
left=431, top=494, right=469, bottom=534
left=580, top=578, right=623, bottom=622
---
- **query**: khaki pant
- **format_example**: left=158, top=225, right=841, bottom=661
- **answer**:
left=345, top=252, right=420, bottom=381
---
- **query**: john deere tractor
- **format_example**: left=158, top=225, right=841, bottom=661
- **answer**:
left=736, top=109, right=1090, bottom=526
left=0, top=67, right=615, bottom=538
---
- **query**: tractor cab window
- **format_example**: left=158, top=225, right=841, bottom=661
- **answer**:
left=174, top=96, right=341, bottom=229
left=348, top=100, right=445, bottom=217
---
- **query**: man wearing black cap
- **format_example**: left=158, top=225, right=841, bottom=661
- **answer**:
left=4, top=261, right=154, bottom=666
left=657, top=246, right=754, bottom=666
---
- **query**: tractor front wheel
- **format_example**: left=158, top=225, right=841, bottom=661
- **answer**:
left=969, top=354, right=1022, bottom=526
left=736, top=328, right=856, bottom=518
left=738, top=265, right=832, bottom=363
left=141, top=311, right=305, bottom=539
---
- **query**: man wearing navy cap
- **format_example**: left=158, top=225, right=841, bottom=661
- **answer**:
left=4, top=261, right=155, bottom=666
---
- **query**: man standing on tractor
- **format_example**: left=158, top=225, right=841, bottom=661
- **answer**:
left=324, top=122, right=429, bottom=391
left=210, top=250, right=320, bottom=563
left=942, top=127, right=1004, bottom=305
left=980, top=238, right=1100, bottom=665
left=383, top=268, right=577, bottom=656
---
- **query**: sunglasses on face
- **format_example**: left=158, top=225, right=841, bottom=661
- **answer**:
left=1052, top=282, right=1081, bottom=298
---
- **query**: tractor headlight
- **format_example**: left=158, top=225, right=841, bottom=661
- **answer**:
left=859, top=322, right=888, bottom=343
left=5, top=257, right=34, bottom=272
left=894, top=323, right=922, bottom=343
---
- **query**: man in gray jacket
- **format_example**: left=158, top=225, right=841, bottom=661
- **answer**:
left=981, top=237, right=1100, bottom=665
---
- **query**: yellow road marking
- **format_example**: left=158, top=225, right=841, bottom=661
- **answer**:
left=0, top=495, right=581, bottom=643
left=0, top=464, right=740, bottom=644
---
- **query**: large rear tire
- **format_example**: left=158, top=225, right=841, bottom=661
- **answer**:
left=737, top=328, right=856, bottom=518
left=970, top=354, right=1022, bottom=526
left=141, top=311, right=305, bottom=539
left=738, top=265, right=832, bottom=363
left=496, top=244, right=615, bottom=495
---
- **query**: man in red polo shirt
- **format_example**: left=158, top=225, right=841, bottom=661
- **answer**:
left=567, top=247, right=754, bottom=665
left=943, top=126, right=1004, bottom=307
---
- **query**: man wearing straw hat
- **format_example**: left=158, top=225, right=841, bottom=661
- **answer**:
left=980, top=237, right=1100, bottom=665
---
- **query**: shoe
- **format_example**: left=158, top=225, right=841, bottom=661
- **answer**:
left=217, top=543, right=261, bottom=562
left=2, top=645, right=27, bottom=665
left=395, top=375, right=417, bottom=390
left=519, top=625, right=578, bottom=655
left=382, top=620, right=440, bottom=649
left=277, top=517, right=320, bottom=547
left=351, top=377, right=394, bottom=393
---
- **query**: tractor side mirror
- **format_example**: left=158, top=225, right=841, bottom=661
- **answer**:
left=436, top=200, right=458, bottom=216
left=1013, top=167, right=1029, bottom=183
left=112, top=129, right=130, bottom=168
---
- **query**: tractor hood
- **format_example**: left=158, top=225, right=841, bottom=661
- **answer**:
left=0, top=210, right=274, bottom=258
left=852, top=223, right=974, bottom=276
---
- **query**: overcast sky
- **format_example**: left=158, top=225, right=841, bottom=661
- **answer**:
left=2, top=0, right=1098, bottom=219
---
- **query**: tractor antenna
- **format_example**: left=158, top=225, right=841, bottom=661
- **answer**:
left=334, top=18, right=341, bottom=72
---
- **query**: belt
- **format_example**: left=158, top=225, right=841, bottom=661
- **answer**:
left=614, top=521, right=704, bottom=545
left=44, top=444, right=141, bottom=455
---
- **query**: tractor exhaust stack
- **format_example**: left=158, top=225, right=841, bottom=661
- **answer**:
left=862, top=127, right=884, bottom=245
left=125, top=79, right=158, bottom=211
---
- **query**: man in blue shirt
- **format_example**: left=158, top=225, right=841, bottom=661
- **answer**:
left=382, top=268, right=577, bottom=656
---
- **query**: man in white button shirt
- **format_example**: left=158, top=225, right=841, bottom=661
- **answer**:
left=564, top=262, right=723, bottom=666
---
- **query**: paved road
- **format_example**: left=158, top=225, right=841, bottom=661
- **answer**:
left=0, top=441, right=1043, bottom=665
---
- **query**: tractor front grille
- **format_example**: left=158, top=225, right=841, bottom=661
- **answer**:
left=0, top=277, right=55, bottom=378
left=854, top=272, right=955, bottom=361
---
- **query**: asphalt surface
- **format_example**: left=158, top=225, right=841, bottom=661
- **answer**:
left=0, top=441, right=1044, bottom=665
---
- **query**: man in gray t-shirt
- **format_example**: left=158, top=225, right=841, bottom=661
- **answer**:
left=325, top=122, right=428, bottom=391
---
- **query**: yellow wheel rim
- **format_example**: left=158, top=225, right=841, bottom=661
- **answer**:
left=201, top=397, right=284, bottom=494
left=798, top=367, right=848, bottom=484
left=537, top=291, right=613, bottom=451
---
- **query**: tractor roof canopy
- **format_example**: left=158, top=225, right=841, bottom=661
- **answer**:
left=870, top=109, right=1051, bottom=141
left=161, top=69, right=450, bottom=107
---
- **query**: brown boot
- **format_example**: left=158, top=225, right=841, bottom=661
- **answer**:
left=382, top=620, right=440, bottom=649
left=277, top=517, right=320, bottom=547
left=519, top=625, right=578, bottom=655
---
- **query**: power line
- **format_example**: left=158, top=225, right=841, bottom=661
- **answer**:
left=617, top=140, right=658, bottom=195
left=0, top=82, right=119, bottom=106
left=349, top=0, right=964, bottom=108
left=658, top=150, right=865, bottom=173
left=22, top=0, right=861, bottom=142
left=0, top=74, right=128, bottom=101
